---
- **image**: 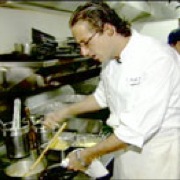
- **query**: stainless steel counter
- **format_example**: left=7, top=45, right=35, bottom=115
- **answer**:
left=0, top=59, right=59, bottom=68
left=0, top=57, right=96, bottom=68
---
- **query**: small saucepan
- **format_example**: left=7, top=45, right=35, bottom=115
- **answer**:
left=39, top=163, right=90, bottom=180
left=40, top=132, right=75, bottom=163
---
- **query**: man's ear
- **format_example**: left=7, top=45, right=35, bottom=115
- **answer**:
left=176, top=41, right=180, bottom=54
left=176, top=41, right=180, bottom=46
left=103, top=23, right=115, bottom=36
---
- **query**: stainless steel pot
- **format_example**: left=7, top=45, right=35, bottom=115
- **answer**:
left=39, top=132, right=75, bottom=163
left=40, top=143, right=67, bottom=163
left=35, top=123, right=53, bottom=147
left=2, top=121, right=30, bottom=159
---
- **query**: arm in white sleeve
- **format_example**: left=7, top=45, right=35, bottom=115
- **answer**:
left=114, top=55, right=180, bottom=148
left=93, top=80, right=108, bottom=108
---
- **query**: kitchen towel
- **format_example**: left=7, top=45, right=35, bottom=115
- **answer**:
left=61, top=149, right=109, bottom=178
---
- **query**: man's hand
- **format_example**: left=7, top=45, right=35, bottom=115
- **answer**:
left=43, top=108, right=69, bottom=129
left=67, top=149, right=93, bottom=172
left=43, top=95, right=101, bottom=129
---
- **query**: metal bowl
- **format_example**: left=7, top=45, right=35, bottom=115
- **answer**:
left=5, top=159, right=46, bottom=180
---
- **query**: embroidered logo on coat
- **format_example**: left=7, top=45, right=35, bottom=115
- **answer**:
left=126, top=77, right=141, bottom=85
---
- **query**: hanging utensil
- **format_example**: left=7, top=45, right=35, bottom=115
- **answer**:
left=12, top=98, right=21, bottom=129
left=25, top=107, right=38, bottom=149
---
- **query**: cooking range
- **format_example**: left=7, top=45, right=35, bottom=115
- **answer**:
left=0, top=95, right=113, bottom=179
left=0, top=127, right=113, bottom=180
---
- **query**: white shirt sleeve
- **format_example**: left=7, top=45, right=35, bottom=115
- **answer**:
left=93, top=79, right=108, bottom=108
left=113, top=54, right=180, bottom=148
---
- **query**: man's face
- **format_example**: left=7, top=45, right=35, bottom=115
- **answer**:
left=71, top=21, right=114, bottom=63
left=174, top=41, right=180, bottom=54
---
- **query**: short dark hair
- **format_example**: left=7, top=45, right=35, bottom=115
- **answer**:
left=168, top=28, right=180, bottom=45
left=69, top=2, right=131, bottom=37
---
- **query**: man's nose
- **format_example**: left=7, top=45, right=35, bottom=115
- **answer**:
left=80, top=46, right=89, bottom=57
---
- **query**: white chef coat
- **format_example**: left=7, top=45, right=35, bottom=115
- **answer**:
left=93, top=30, right=180, bottom=179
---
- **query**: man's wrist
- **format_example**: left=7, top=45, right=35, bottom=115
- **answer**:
left=75, top=150, right=89, bottom=168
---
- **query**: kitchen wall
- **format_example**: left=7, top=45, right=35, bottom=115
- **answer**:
left=0, top=8, right=72, bottom=54
left=0, top=8, right=179, bottom=54
left=133, top=19, right=179, bottom=43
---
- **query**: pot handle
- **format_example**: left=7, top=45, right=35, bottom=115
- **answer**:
left=0, top=119, right=4, bottom=130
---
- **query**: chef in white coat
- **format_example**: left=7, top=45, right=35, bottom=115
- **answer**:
left=44, top=2, right=180, bottom=179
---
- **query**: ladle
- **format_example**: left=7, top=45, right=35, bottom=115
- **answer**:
left=12, top=98, right=21, bottom=129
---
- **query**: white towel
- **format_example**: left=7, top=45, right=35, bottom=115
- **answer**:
left=61, top=157, right=109, bottom=178
left=85, top=158, right=109, bottom=178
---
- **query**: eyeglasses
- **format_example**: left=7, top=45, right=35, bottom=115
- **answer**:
left=80, top=33, right=97, bottom=48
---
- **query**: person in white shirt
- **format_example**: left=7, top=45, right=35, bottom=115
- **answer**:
left=44, top=2, right=180, bottom=179
left=168, top=28, right=180, bottom=54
